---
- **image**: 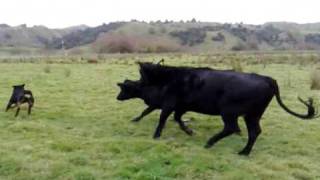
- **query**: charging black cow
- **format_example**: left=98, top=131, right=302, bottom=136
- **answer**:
left=118, top=62, right=317, bottom=155
left=117, top=79, right=195, bottom=136
left=6, top=84, right=34, bottom=117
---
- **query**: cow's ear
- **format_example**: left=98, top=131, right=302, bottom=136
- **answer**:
left=117, top=83, right=123, bottom=87
left=137, top=62, right=146, bottom=69
left=157, top=59, right=165, bottom=65
left=22, top=84, right=25, bottom=87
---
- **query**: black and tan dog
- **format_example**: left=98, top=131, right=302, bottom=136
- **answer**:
left=5, top=84, right=34, bottom=117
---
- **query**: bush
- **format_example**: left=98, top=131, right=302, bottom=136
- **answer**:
left=93, top=33, right=136, bottom=53
left=64, top=68, right=71, bottom=77
left=93, top=33, right=180, bottom=53
left=141, top=37, right=181, bottom=53
left=310, top=68, right=320, bottom=90
left=212, top=32, right=225, bottom=41
left=230, top=59, right=243, bottom=72
left=170, top=28, right=206, bottom=46
left=231, top=42, right=247, bottom=51
left=160, top=26, right=167, bottom=34
left=44, top=65, right=51, bottom=73
left=305, top=34, right=320, bottom=45
left=148, top=27, right=156, bottom=34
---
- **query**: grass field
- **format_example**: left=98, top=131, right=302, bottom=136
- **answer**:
left=0, top=54, right=320, bottom=179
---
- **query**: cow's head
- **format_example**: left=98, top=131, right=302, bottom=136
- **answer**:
left=117, top=80, right=141, bottom=100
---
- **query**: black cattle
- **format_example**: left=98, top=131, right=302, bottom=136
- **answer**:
left=117, top=80, right=158, bottom=123
left=117, top=80, right=195, bottom=135
left=128, top=62, right=316, bottom=155
left=6, top=84, right=34, bottom=117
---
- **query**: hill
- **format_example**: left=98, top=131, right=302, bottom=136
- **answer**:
left=2, top=21, right=320, bottom=54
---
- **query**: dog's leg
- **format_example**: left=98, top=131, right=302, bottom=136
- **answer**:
left=5, top=101, right=13, bottom=112
left=15, top=103, right=21, bottom=117
left=27, top=98, right=33, bottom=115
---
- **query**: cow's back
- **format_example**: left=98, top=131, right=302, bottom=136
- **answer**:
left=181, top=70, right=274, bottom=116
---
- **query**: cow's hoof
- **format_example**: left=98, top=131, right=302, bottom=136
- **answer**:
left=131, top=118, right=140, bottom=122
left=238, top=150, right=250, bottom=156
left=204, top=144, right=212, bottom=149
left=185, top=128, right=193, bottom=136
left=153, top=135, right=161, bottom=139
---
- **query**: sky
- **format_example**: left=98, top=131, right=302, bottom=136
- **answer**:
left=0, top=0, right=319, bottom=28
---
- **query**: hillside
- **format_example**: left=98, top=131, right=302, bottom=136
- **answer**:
left=1, top=21, right=320, bottom=54
left=0, top=24, right=83, bottom=48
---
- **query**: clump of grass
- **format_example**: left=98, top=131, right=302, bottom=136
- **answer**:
left=50, top=140, right=80, bottom=152
left=69, top=155, right=88, bottom=166
left=0, top=158, right=22, bottom=176
left=43, top=65, right=51, bottom=73
left=230, top=58, right=243, bottom=72
left=87, top=59, right=98, bottom=64
left=286, top=71, right=292, bottom=88
left=64, top=68, right=71, bottom=77
left=310, top=68, right=320, bottom=90
left=73, top=170, right=96, bottom=180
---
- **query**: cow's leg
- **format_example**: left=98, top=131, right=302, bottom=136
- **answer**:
left=153, top=108, right=173, bottom=139
left=132, top=106, right=155, bottom=122
left=238, top=115, right=262, bottom=156
left=174, top=111, right=193, bottom=135
left=235, top=121, right=241, bottom=135
left=205, top=115, right=238, bottom=148
left=238, top=95, right=273, bottom=155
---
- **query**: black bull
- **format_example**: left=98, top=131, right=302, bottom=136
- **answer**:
left=117, top=63, right=317, bottom=155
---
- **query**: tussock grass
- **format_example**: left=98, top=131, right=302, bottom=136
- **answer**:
left=43, top=65, right=51, bottom=73
left=310, top=68, right=320, bottom=90
left=64, top=68, right=71, bottom=77
left=229, top=58, right=244, bottom=72
left=0, top=56, right=319, bottom=179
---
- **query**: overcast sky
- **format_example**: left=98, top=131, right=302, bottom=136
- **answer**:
left=0, top=0, right=319, bottom=28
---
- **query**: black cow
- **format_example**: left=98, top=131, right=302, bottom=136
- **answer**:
left=117, top=80, right=195, bottom=135
left=118, top=62, right=317, bottom=155
left=6, top=84, right=34, bottom=117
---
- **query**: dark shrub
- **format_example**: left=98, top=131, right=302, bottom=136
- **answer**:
left=212, top=32, right=225, bottom=41
left=305, top=34, right=320, bottom=45
left=170, top=28, right=206, bottom=46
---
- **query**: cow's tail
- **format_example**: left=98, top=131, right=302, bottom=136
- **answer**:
left=268, top=78, right=317, bottom=119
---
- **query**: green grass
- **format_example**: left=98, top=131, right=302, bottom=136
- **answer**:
left=0, top=55, right=319, bottom=179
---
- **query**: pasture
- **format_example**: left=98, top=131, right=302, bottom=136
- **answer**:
left=0, top=53, right=320, bottom=179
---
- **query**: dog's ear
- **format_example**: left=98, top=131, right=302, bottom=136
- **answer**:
left=12, top=84, right=25, bottom=88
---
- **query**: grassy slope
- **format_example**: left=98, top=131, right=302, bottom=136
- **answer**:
left=0, top=56, right=319, bottom=179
